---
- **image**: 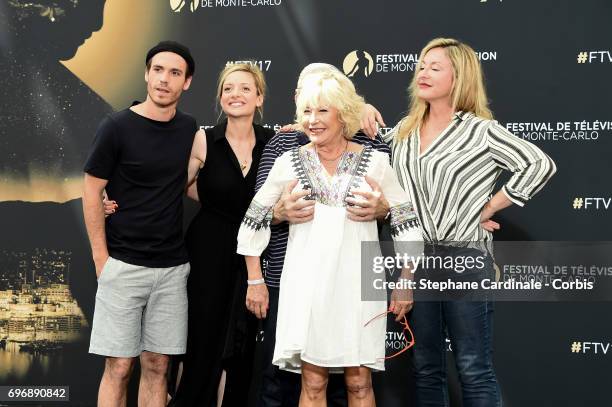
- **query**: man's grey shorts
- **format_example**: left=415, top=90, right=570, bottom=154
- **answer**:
left=89, top=256, right=190, bottom=357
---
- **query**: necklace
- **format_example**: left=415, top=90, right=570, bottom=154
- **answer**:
left=226, top=128, right=255, bottom=173
left=316, top=140, right=349, bottom=162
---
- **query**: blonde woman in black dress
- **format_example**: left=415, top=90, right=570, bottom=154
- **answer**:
left=172, top=62, right=274, bottom=407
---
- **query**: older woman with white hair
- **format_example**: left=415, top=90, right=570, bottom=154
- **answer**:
left=251, top=62, right=393, bottom=407
left=237, top=71, right=423, bottom=406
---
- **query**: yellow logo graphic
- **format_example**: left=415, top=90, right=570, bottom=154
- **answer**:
left=343, top=50, right=374, bottom=78
left=170, top=0, right=199, bottom=13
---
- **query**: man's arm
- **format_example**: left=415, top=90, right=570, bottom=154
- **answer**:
left=83, top=173, right=109, bottom=277
left=255, top=134, right=314, bottom=225
left=271, top=180, right=314, bottom=225
left=360, top=104, right=386, bottom=139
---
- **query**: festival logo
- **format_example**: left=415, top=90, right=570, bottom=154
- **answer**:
left=172, top=0, right=282, bottom=12
left=504, top=120, right=611, bottom=143
left=170, top=0, right=199, bottom=12
left=343, top=50, right=374, bottom=78
left=343, top=49, right=496, bottom=78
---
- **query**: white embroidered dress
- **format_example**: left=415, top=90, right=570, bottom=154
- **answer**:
left=237, top=145, right=422, bottom=373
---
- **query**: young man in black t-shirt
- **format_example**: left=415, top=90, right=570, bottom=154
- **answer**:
left=83, top=41, right=197, bottom=407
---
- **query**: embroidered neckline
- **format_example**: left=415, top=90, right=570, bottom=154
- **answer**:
left=290, top=147, right=314, bottom=199
left=345, top=146, right=372, bottom=204
left=290, top=145, right=372, bottom=207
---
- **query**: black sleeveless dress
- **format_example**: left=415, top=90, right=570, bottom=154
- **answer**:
left=171, top=121, right=273, bottom=407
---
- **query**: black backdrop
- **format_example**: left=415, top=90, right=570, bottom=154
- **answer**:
left=0, top=0, right=611, bottom=405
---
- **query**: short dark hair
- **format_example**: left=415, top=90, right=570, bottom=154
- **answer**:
left=146, top=41, right=195, bottom=77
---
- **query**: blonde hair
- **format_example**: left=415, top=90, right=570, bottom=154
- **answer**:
left=216, top=62, right=267, bottom=122
left=397, top=38, right=493, bottom=139
left=296, top=63, right=341, bottom=89
left=295, top=71, right=365, bottom=139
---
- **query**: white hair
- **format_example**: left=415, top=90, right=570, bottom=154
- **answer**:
left=297, top=63, right=341, bottom=89
left=295, top=71, right=364, bottom=139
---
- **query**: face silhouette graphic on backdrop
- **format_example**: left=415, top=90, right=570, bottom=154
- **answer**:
left=0, top=0, right=111, bottom=200
left=0, top=3, right=113, bottom=386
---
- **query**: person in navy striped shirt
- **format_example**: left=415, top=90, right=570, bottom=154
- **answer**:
left=251, top=63, right=391, bottom=407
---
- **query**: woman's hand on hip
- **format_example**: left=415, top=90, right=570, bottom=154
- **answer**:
left=479, top=201, right=501, bottom=232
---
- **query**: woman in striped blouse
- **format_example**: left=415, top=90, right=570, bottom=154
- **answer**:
left=384, top=38, right=556, bottom=406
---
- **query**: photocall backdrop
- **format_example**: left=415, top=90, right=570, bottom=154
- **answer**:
left=0, top=0, right=610, bottom=405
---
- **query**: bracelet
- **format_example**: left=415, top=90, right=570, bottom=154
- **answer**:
left=247, top=278, right=265, bottom=286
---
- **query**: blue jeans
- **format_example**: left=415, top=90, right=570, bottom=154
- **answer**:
left=410, top=244, right=501, bottom=406
left=410, top=299, right=501, bottom=407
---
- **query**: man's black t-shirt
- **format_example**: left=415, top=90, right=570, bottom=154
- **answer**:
left=84, top=107, right=197, bottom=267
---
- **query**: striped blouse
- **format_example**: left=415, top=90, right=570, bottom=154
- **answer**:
left=383, top=111, right=556, bottom=243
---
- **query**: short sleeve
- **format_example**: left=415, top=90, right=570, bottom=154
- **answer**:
left=84, top=116, right=119, bottom=180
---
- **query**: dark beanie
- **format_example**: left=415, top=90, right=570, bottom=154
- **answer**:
left=146, top=41, right=195, bottom=77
